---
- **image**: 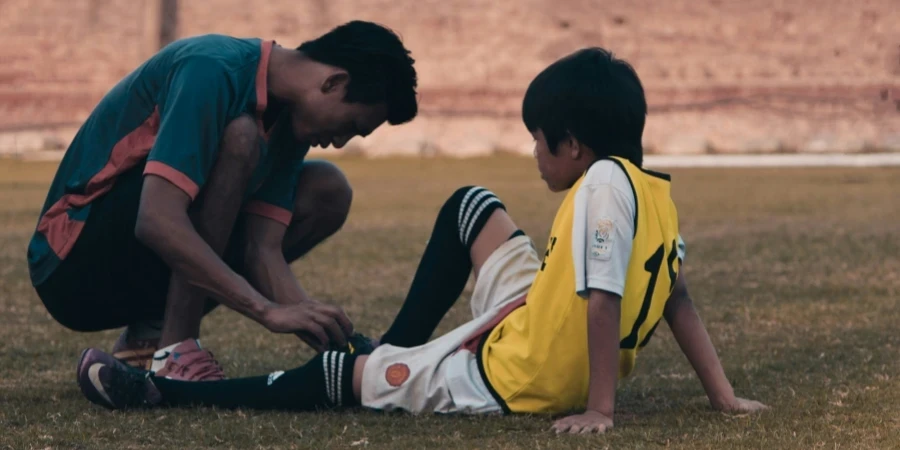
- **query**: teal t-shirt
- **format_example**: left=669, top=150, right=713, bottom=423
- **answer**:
left=28, top=34, right=308, bottom=286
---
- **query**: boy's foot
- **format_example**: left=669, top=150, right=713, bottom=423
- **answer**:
left=77, top=348, right=161, bottom=410
left=111, top=328, right=159, bottom=370
left=151, top=339, right=226, bottom=381
left=336, top=333, right=379, bottom=355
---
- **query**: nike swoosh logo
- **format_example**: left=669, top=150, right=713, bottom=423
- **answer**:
left=153, top=351, right=170, bottom=361
left=88, top=363, right=114, bottom=407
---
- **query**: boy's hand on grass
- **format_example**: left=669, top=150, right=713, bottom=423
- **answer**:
left=551, top=410, right=613, bottom=434
left=716, top=397, right=769, bottom=413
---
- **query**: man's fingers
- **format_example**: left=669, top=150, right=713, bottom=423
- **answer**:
left=303, top=321, right=330, bottom=349
left=296, top=332, right=325, bottom=353
left=334, top=309, right=354, bottom=336
left=314, top=313, right=348, bottom=348
left=317, top=304, right=354, bottom=336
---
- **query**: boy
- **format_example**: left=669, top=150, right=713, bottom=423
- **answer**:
left=76, top=47, right=766, bottom=433
left=29, top=21, right=418, bottom=380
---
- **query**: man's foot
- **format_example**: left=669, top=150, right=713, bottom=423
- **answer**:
left=111, top=328, right=159, bottom=370
left=335, top=333, right=379, bottom=355
left=77, top=348, right=161, bottom=410
left=152, top=339, right=226, bottom=381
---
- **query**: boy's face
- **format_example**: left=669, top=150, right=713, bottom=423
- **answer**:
left=531, top=129, right=589, bottom=192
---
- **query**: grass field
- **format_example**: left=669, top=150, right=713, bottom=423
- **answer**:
left=1, top=156, right=898, bottom=449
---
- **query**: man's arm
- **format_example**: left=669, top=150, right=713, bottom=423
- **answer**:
left=136, top=177, right=273, bottom=322
left=551, top=290, right=620, bottom=434
left=239, top=214, right=352, bottom=351
left=240, top=214, right=311, bottom=305
left=135, top=177, right=349, bottom=347
left=663, top=271, right=768, bottom=412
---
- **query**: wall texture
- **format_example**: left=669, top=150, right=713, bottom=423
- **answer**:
left=1, top=0, right=898, bottom=156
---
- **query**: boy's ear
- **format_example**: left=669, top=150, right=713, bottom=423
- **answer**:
left=567, top=133, right=585, bottom=159
left=321, top=72, right=350, bottom=94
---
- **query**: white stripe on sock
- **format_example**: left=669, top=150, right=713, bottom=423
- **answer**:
left=460, top=190, right=493, bottom=242
left=323, top=352, right=332, bottom=404
left=458, top=187, right=485, bottom=238
left=464, top=197, right=501, bottom=245
left=335, top=353, right=346, bottom=406
left=330, top=351, right=339, bottom=405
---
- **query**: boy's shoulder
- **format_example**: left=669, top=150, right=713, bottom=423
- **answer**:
left=581, top=159, right=634, bottom=196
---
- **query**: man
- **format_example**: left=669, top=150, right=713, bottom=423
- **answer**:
left=76, top=47, right=767, bottom=433
left=29, top=21, right=418, bottom=381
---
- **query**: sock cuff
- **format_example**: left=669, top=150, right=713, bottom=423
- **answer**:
left=321, top=351, right=359, bottom=407
left=454, top=186, right=507, bottom=250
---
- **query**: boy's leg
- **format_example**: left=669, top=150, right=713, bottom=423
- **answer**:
left=151, top=352, right=361, bottom=410
left=379, top=186, right=517, bottom=348
left=78, top=347, right=361, bottom=411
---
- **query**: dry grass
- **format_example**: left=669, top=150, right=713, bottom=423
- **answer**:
left=1, top=156, right=899, bottom=449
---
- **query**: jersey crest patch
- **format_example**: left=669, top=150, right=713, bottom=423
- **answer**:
left=591, top=218, right=615, bottom=261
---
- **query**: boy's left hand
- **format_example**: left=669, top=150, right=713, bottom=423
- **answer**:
left=716, top=397, right=769, bottom=413
left=551, top=410, right=613, bottom=434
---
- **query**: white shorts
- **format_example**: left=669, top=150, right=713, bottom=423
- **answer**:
left=360, top=235, right=541, bottom=414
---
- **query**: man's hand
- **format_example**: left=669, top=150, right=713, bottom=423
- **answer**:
left=262, top=302, right=354, bottom=352
left=715, top=397, right=769, bottom=414
left=551, top=410, right=614, bottom=434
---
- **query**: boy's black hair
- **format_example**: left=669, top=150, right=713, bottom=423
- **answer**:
left=522, top=48, right=647, bottom=166
left=298, top=21, right=418, bottom=125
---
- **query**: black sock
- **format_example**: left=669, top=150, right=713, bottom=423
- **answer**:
left=150, top=351, right=358, bottom=411
left=380, top=186, right=506, bottom=348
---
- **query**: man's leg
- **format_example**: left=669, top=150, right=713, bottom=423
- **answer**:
left=379, top=186, right=519, bottom=348
left=152, top=115, right=260, bottom=366
left=34, top=165, right=172, bottom=336
left=282, top=160, right=353, bottom=264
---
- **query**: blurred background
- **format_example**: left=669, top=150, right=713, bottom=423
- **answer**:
left=0, top=0, right=897, bottom=159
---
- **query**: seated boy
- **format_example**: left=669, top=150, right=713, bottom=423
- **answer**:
left=75, top=47, right=766, bottom=433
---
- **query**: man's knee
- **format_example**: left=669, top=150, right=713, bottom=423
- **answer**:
left=293, top=160, right=353, bottom=230
left=219, top=114, right=259, bottom=171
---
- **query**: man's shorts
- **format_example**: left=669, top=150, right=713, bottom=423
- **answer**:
left=33, top=161, right=248, bottom=332
left=361, top=234, right=542, bottom=414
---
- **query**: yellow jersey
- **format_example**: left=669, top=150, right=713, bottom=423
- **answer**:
left=480, top=157, right=681, bottom=414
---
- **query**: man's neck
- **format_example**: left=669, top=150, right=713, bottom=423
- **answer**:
left=266, top=46, right=301, bottom=103
left=263, top=46, right=301, bottom=131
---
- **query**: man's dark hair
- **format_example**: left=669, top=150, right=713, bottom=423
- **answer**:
left=522, top=47, right=647, bottom=166
left=298, top=21, right=418, bottom=125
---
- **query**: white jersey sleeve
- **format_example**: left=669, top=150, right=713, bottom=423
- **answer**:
left=572, top=161, right=636, bottom=298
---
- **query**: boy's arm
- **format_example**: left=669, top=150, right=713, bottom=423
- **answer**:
left=664, top=271, right=768, bottom=412
left=552, top=289, right=620, bottom=434
left=553, top=162, right=636, bottom=434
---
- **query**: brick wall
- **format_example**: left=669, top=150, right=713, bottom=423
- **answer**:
left=1, top=0, right=898, bottom=156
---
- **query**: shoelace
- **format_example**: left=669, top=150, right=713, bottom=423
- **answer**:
left=171, top=349, right=226, bottom=381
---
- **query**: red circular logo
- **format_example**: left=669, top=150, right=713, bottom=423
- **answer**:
left=385, top=363, right=410, bottom=387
